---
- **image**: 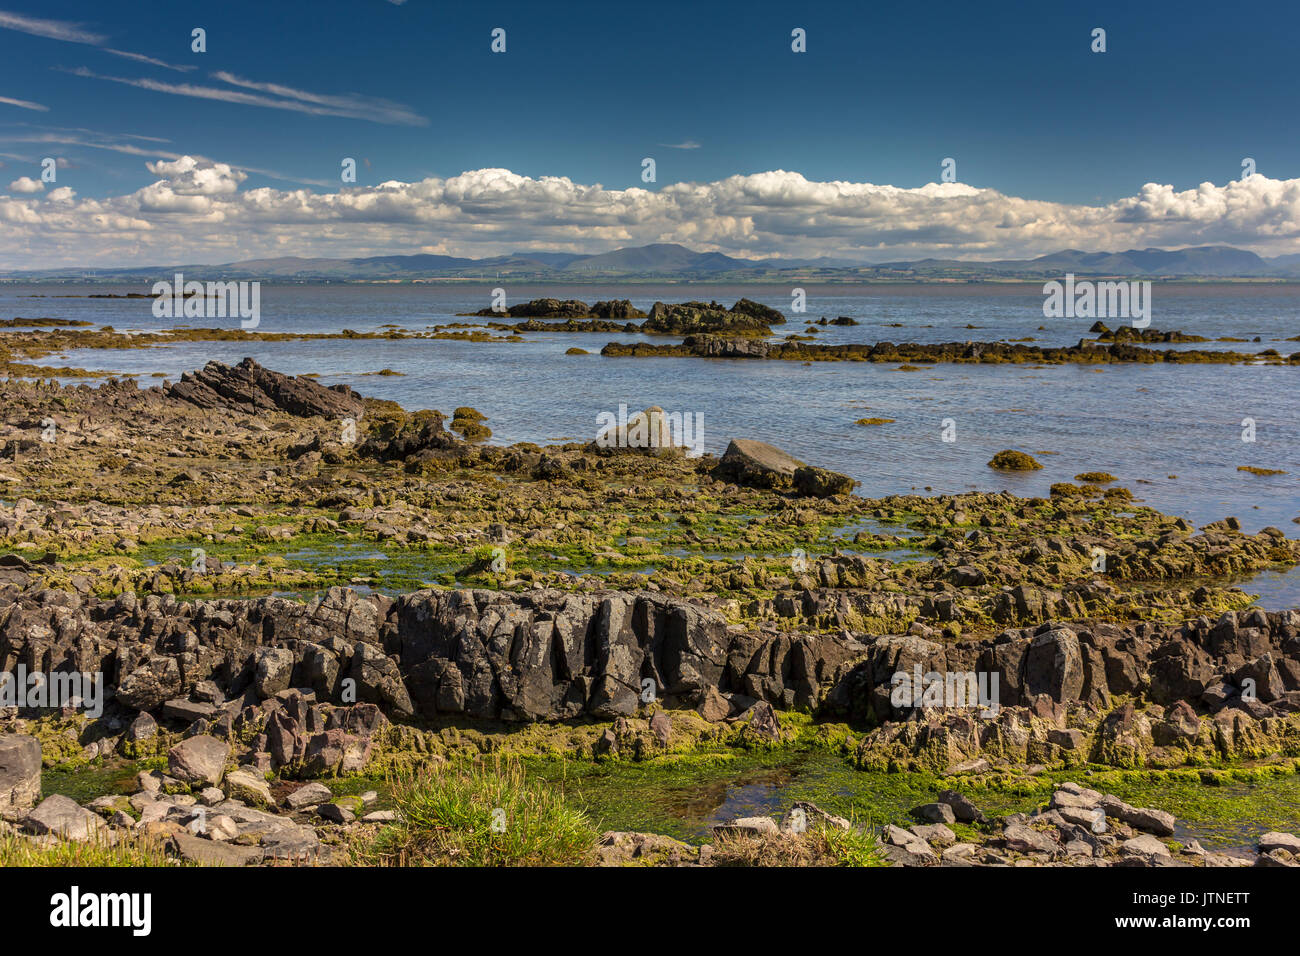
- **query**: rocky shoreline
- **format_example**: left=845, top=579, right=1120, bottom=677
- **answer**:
left=1, top=357, right=1298, bottom=867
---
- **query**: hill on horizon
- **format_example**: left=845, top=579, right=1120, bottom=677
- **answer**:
left=4, top=242, right=1299, bottom=281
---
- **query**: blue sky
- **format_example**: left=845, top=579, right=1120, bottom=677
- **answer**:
left=1, top=0, right=1298, bottom=266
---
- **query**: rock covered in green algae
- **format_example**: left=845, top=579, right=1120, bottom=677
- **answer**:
left=988, top=449, right=1043, bottom=470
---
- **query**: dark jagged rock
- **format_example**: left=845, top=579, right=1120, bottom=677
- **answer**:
left=590, top=299, right=647, bottom=319
left=794, top=465, right=857, bottom=498
left=472, top=298, right=593, bottom=318
left=166, top=357, right=364, bottom=420
left=642, top=301, right=776, bottom=336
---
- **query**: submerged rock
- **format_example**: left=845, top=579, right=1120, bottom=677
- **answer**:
left=988, top=449, right=1043, bottom=470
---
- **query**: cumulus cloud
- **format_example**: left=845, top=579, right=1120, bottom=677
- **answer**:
left=7, top=176, right=42, bottom=193
left=0, top=160, right=1298, bottom=269
left=145, top=157, right=247, bottom=196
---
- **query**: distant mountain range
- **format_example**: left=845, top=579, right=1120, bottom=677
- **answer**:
left=5, top=242, right=1300, bottom=282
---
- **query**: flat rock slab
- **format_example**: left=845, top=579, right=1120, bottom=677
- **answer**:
left=717, top=439, right=804, bottom=488
left=1002, top=823, right=1060, bottom=856
left=712, top=816, right=780, bottom=838
left=1121, top=834, right=1172, bottom=862
left=1100, top=795, right=1175, bottom=837
left=24, top=794, right=104, bottom=842
left=1259, top=831, right=1300, bottom=854
left=169, top=830, right=264, bottom=867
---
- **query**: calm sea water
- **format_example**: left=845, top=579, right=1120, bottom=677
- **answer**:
left=4, top=282, right=1298, bottom=543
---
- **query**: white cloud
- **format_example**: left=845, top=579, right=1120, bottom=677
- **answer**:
left=210, top=72, right=424, bottom=126
left=0, top=9, right=105, bottom=45
left=0, top=160, right=1298, bottom=269
left=104, top=48, right=196, bottom=73
left=0, top=94, right=49, bottom=112
left=64, top=67, right=429, bottom=126
left=0, top=8, right=193, bottom=72
left=7, top=176, right=42, bottom=193
left=145, top=157, right=246, bottom=196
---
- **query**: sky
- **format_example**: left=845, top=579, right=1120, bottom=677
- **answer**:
left=1, top=0, right=1299, bottom=269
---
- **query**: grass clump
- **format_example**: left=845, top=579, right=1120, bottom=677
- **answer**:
left=1075, top=471, right=1117, bottom=483
left=359, top=758, right=598, bottom=866
left=1238, top=466, right=1286, bottom=476
left=855, top=417, right=896, bottom=426
left=0, top=830, right=179, bottom=867
left=988, top=449, right=1043, bottom=471
left=711, top=824, right=883, bottom=867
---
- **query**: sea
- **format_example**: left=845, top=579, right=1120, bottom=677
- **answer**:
left=3, top=281, right=1297, bottom=562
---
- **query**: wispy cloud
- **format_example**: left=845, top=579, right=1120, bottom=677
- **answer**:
left=0, top=95, right=49, bottom=112
left=0, top=9, right=105, bottom=45
left=0, top=129, right=180, bottom=159
left=104, top=48, right=196, bottom=73
left=63, top=67, right=428, bottom=126
left=660, top=141, right=702, bottom=150
left=1, top=8, right=196, bottom=75
left=211, top=72, right=427, bottom=126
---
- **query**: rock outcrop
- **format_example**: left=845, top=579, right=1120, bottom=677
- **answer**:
left=3, top=577, right=1297, bottom=771
left=166, top=358, right=364, bottom=420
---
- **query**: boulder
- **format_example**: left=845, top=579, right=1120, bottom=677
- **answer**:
left=936, top=789, right=986, bottom=823
left=1099, top=795, right=1175, bottom=836
left=913, top=802, right=957, bottom=825
left=712, top=816, right=779, bottom=838
left=1002, top=823, right=1059, bottom=856
left=125, top=712, right=158, bottom=743
left=793, top=465, right=855, bottom=498
left=1024, top=627, right=1085, bottom=702
left=1121, top=834, right=1171, bottom=862
left=23, top=794, right=104, bottom=842
left=223, top=769, right=273, bottom=807
left=1259, top=831, right=1300, bottom=855
left=167, top=735, right=230, bottom=787
left=117, top=655, right=183, bottom=711
left=252, top=647, right=295, bottom=698
left=301, top=729, right=372, bottom=776
left=284, top=782, right=333, bottom=810
left=0, top=734, right=41, bottom=812
left=714, top=439, right=805, bottom=490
